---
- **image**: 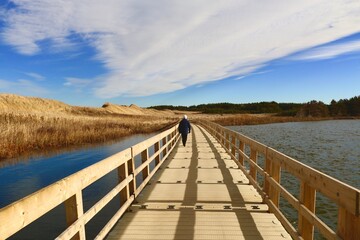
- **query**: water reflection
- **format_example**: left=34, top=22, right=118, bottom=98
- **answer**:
left=0, top=133, right=156, bottom=239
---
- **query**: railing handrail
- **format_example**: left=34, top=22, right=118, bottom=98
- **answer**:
left=0, top=125, right=180, bottom=240
left=199, top=120, right=359, bottom=240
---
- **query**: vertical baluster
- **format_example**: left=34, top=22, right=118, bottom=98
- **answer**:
left=225, top=132, right=230, bottom=150
left=141, top=148, right=149, bottom=180
left=238, top=140, right=245, bottom=166
left=118, top=162, right=129, bottom=206
left=264, top=148, right=271, bottom=196
left=250, top=149, right=257, bottom=181
left=162, top=136, right=167, bottom=158
left=231, top=134, right=236, bottom=158
left=65, top=192, right=85, bottom=240
left=154, top=141, right=160, bottom=165
left=129, top=148, right=136, bottom=196
left=337, top=205, right=360, bottom=240
left=298, top=182, right=316, bottom=240
left=269, top=160, right=281, bottom=207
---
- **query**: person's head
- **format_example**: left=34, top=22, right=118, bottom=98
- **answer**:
left=183, top=115, right=188, bottom=119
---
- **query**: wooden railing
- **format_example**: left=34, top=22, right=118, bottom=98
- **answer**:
left=199, top=120, right=359, bottom=240
left=0, top=125, right=179, bottom=240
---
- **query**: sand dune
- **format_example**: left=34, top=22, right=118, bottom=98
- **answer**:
left=0, top=94, right=172, bottom=116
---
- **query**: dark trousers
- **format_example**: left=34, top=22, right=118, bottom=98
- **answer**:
left=181, top=133, right=188, bottom=146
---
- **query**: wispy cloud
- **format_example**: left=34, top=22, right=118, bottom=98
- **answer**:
left=0, top=79, right=49, bottom=95
left=25, top=72, right=45, bottom=81
left=291, top=40, right=360, bottom=60
left=2, top=1, right=360, bottom=97
left=64, top=77, right=93, bottom=91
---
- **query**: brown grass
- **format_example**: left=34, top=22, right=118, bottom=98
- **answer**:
left=0, top=94, right=339, bottom=161
left=0, top=94, right=179, bottom=161
left=0, top=112, right=177, bottom=160
left=197, top=113, right=332, bottom=126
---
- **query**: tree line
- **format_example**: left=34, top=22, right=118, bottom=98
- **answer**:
left=149, top=95, right=360, bottom=117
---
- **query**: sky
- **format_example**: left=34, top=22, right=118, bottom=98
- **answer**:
left=1, top=0, right=360, bottom=107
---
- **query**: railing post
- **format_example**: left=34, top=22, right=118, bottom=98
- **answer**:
left=118, top=162, right=129, bottom=205
left=162, top=137, right=167, bottom=158
left=269, top=161, right=281, bottom=207
left=231, top=134, right=236, bottom=157
left=129, top=148, right=136, bottom=196
left=141, top=149, right=149, bottom=180
left=264, top=148, right=271, bottom=196
left=298, top=182, right=316, bottom=240
left=250, top=149, right=257, bottom=181
left=154, top=141, right=160, bottom=165
left=65, top=192, right=85, bottom=240
left=238, top=140, right=245, bottom=166
left=337, top=206, right=360, bottom=240
left=225, top=132, right=230, bottom=150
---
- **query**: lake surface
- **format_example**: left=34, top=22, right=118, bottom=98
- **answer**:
left=228, top=120, right=360, bottom=238
left=0, top=133, right=156, bottom=240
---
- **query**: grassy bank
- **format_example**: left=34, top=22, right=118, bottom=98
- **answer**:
left=197, top=114, right=333, bottom=126
left=0, top=112, right=176, bottom=161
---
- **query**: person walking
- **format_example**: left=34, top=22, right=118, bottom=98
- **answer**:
left=178, top=115, right=191, bottom=147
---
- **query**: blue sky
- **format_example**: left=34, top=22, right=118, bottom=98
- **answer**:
left=1, top=1, right=360, bottom=107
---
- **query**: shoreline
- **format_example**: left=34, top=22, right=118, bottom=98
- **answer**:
left=1, top=111, right=358, bottom=162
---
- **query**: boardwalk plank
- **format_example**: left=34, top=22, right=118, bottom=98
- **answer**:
left=106, top=125, right=291, bottom=240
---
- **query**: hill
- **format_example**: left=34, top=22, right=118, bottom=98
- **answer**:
left=0, top=94, right=171, bottom=116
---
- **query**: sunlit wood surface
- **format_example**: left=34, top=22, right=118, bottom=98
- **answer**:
left=106, top=125, right=291, bottom=240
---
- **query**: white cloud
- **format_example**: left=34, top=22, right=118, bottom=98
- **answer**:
left=2, top=0, right=360, bottom=97
left=25, top=72, right=45, bottom=81
left=64, top=77, right=92, bottom=87
left=291, top=40, right=360, bottom=60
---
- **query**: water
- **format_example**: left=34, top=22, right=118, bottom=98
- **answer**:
left=228, top=120, right=360, bottom=238
left=0, top=133, right=156, bottom=240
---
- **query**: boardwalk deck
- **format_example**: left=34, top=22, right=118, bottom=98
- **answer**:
left=106, top=125, right=291, bottom=240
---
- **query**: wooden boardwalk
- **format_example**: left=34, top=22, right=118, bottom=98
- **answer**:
left=106, top=125, right=291, bottom=240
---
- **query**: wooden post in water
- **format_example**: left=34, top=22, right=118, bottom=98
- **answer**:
left=64, top=192, right=85, bottom=240
left=298, top=182, right=316, bottom=240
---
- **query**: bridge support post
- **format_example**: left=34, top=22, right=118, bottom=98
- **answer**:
left=64, top=192, right=86, bottom=240
left=298, top=182, right=316, bottom=240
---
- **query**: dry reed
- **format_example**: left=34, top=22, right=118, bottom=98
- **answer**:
left=0, top=112, right=176, bottom=160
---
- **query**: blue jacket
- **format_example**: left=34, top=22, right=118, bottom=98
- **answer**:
left=178, top=118, right=191, bottom=134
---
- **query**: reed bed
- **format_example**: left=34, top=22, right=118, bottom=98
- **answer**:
left=201, top=114, right=326, bottom=126
left=0, top=112, right=176, bottom=161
